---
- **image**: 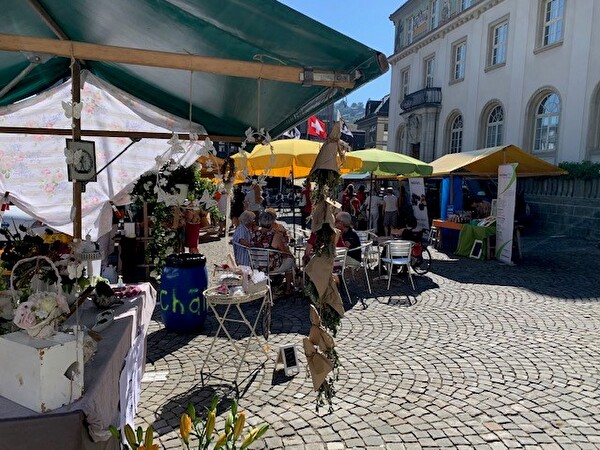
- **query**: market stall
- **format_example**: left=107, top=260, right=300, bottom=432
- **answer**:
left=0, top=283, right=156, bottom=450
left=424, top=145, right=566, bottom=260
left=0, top=2, right=391, bottom=441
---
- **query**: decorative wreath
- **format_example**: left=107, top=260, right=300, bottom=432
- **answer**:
left=221, top=157, right=235, bottom=184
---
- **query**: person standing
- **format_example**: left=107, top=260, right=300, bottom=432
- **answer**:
left=363, top=189, right=382, bottom=233
left=300, top=179, right=312, bottom=230
left=383, top=187, right=399, bottom=237
left=230, top=185, right=246, bottom=227
left=341, top=184, right=354, bottom=213
left=244, top=181, right=263, bottom=217
left=356, top=185, right=366, bottom=205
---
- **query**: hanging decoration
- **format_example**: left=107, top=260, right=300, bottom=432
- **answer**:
left=238, top=127, right=275, bottom=183
left=167, top=132, right=185, bottom=154
left=303, top=121, right=346, bottom=412
left=61, top=100, right=83, bottom=120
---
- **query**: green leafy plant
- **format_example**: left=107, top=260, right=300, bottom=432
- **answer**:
left=110, top=398, right=268, bottom=450
left=304, top=167, right=343, bottom=412
left=109, top=423, right=158, bottom=450
left=130, top=161, right=221, bottom=280
left=558, top=160, right=600, bottom=180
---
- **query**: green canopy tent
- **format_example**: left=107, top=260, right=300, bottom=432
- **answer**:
left=0, top=0, right=388, bottom=236
left=0, top=0, right=387, bottom=138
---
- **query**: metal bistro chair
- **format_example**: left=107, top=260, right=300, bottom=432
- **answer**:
left=349, top=234, right=373, bottom=295
left=332, top=247, right=351, bottom=301
left=247, top=247, right=295, bottom=297
left=357, top=230, right=380, bottom=270
left=379, top=240, right=415, bottom=290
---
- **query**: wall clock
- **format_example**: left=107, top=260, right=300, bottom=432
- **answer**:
left=66, top=139, right=97, bottom=182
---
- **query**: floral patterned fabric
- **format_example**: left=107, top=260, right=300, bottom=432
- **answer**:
left=0, top=71, right=205, bottom=241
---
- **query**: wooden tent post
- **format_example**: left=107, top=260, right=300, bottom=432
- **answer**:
left=71, top=61, right=82, bottom=240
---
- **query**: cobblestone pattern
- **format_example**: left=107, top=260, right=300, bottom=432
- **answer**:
left=137, top=235, right=600, bottom=449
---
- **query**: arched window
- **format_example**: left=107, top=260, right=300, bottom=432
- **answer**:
left=397, top=125, right=406, bottom=154
left=533, top=93, right=560, bottom=153
left=486, top=105, right=504, bottom=147
left=587, top=83, right=600, bottom=157
left=449, top=115, right=463, bottom=153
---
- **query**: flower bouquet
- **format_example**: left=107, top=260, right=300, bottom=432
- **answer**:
left=13, top=291, right=70, bottom=339
left=10, top=256, right=70, bottom=339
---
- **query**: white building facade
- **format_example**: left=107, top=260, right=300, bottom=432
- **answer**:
left=388, top=0, right=600, bottom=164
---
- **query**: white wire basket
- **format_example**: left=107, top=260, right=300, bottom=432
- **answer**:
left=10, top=256, right=70, bottom=339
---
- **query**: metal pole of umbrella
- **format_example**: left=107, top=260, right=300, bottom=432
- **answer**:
left=291, top=167, right=296, bottom=235
left=368, top=171, right=373, bottom=231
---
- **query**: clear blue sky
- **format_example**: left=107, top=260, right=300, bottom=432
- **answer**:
left=278, top=0, right=405, bottom=105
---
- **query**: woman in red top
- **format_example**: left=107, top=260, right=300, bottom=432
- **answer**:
left=356, top=185, right=366, bottom=205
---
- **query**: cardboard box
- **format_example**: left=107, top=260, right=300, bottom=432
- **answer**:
left=0, top=331, right=84, bottom=412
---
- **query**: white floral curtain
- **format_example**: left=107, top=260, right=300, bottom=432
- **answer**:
left=0, top=71, right=206, bottom=240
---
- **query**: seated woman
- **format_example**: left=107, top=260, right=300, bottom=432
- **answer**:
left=251, top=211, right=295, bottom=295
left=232, top=210, right=256, bottom=267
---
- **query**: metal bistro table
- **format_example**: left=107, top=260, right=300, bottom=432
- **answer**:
left=201, top=286, right=271, bottom=385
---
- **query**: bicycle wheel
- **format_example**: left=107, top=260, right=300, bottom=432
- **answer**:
left=412, top=248, right=432, bottom=275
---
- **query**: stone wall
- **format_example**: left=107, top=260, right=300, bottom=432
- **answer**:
left=522, top=178, right=600, bottom=240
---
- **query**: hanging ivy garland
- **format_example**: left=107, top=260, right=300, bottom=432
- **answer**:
left=130, top=162, right=220, bottom=280
left=304, top=122, right=348, bottom=412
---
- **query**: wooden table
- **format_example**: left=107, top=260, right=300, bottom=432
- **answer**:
left=431, top=219, right=464, bottom=249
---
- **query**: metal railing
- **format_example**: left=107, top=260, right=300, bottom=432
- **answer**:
left=522, top=177, right=600, bottom=199
left=400, top=87, right=442, bottom=112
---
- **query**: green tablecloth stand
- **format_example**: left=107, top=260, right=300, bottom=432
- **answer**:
left=455, top=224, right=497, bottom=259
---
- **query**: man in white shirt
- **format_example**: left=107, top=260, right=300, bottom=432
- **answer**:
left=244, top=183, right=262, bottom=215
left=362, top=190, right=382, bottom=232
left=383, top=187, right=399, bottom=236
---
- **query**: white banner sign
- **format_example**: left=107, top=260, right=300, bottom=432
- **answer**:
left=496, top=163, right=518, bottom=264
left=408, top=177, right=429, bottom=231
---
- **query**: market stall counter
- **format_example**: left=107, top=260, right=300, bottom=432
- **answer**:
left=431, top=219, right=464, bottom=250
left=0, top=283, right=156, bottom=450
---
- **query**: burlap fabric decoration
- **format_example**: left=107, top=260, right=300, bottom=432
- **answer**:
left=305, top=250, right=345, bottom=318
left=303, top=337, right=333, bottom=391
left=310, top=200, right=336, bottom=235
left=309, top=122, right=344, bottom=178
left=309, top=305, right=335, bottom=352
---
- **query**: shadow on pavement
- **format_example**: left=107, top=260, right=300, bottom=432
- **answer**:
left=153, top=384, right=236, bottom=430
left=430, top=235, right=600, bottom=299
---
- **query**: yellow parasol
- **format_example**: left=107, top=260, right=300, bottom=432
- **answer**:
left=233, top=139, right=362, bottom=178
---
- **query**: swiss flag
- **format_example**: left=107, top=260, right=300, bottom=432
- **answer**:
left=307, top=116, right=327, bottom=140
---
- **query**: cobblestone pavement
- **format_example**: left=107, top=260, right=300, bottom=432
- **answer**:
left=137, top=233, right=600, bottom=449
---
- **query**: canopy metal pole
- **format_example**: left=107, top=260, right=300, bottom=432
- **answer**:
left=368, top=172, right=374, bottom=231
left=71, top=61, right=82, bottom=240
left=291, top=167, right=296, bottom=235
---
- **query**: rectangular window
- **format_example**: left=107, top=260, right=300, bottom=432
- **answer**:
left=424, top=56, right=435, bottom=88
left=430, top=0, right=439, bottom=29
left=401, top=68, right=410, bottom=99
left=406, top=17, right=414, bottom=44
left=452, top=41, right=467, bottom=82
left=461, top=0, right=471, bottom=11
left=490, top=21, right=508, bottom=66
left=543, top=0, right=564, bottom=46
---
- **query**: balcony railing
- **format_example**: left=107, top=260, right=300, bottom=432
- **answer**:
left=400, top=87, right=442, bottom=112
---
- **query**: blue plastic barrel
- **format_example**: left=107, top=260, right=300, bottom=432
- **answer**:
left=159, top=253, right=208, bottom=333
